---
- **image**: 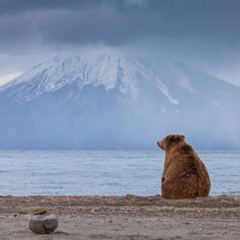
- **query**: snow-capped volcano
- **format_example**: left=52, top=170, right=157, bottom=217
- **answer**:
left=1, top=50, right=179, bottom=105
left=0, top=49, right=239, bottom=150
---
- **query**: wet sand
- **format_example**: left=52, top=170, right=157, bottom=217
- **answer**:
left=0, top=195, right=239, bottom=239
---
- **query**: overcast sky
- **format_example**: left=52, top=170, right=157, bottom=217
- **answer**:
left=0, top=0, right=239, bottom=86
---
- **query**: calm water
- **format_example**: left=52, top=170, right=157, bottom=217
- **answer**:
left=0, top=150, right=239, bottom=196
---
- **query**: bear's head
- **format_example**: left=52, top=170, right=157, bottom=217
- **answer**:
left=157, top=134, right=185, bottom=151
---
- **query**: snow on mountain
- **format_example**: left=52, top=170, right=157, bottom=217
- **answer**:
left=0, top=49, right=239, bottom=150
left=0, top=50, right=179, bottom=106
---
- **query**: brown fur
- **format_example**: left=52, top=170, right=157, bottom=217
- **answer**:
left=157, top=134, right=211, bottom=199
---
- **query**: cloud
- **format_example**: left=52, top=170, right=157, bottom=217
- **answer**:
left=0, top=0, right=238, bottom=47
left=0, top=72, right=23, bottom=86
left=0, top=0, right=102, bottom=13
left=0, top=0, right=239, bottom=85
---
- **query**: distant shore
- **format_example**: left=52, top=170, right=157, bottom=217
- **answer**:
left=0, top=195, right=239, bottom=239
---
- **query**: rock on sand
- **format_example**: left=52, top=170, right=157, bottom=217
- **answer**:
left=29, top=213, right=58, bottom=234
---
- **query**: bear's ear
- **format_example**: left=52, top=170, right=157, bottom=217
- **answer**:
left=168, top=134, right=185, bottom=142
left=168, top=134, right=178, bottom=141
left=180, top=135, right=185, bottom=139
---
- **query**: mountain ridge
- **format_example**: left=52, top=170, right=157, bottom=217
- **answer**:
left=0, top=50, right=239, bottom=150
left=0, top=53, right=188, bottom=106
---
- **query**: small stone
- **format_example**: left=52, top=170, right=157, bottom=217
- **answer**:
left=29, top=213, right=58, bottom=234
left=20, top=206, right=47, bottom=215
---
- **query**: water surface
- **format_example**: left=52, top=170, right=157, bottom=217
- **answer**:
left=0, top=150, right=239, bottom=196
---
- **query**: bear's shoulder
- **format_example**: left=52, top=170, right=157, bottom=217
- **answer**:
left=178, top=142, right=194, bottom=153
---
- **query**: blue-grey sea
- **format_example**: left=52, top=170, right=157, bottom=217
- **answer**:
left=0, top=150, right=239, bottom=196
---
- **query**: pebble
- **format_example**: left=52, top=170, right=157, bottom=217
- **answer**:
left=29, top=213, right=58, bottom=234
left=20, top=206, right=47, bottom=215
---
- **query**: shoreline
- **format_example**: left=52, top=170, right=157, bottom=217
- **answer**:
left=0, top=195, right=239, bottom=239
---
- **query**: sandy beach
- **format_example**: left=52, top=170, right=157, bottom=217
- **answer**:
left=0, top=195, right=239, bottom=239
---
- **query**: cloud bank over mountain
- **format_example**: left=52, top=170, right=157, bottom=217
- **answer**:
left=0, top=0, right=239, bottom=86
left=0, top=1, right=239, bottom=150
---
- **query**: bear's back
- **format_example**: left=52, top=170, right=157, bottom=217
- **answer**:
left=162, top=142, right=211, bottom=199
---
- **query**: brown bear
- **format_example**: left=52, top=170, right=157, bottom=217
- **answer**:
left=157, top=134, right=211, bottom=199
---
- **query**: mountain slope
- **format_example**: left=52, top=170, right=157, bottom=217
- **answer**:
left=0, top=50, right=239, bottom=150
